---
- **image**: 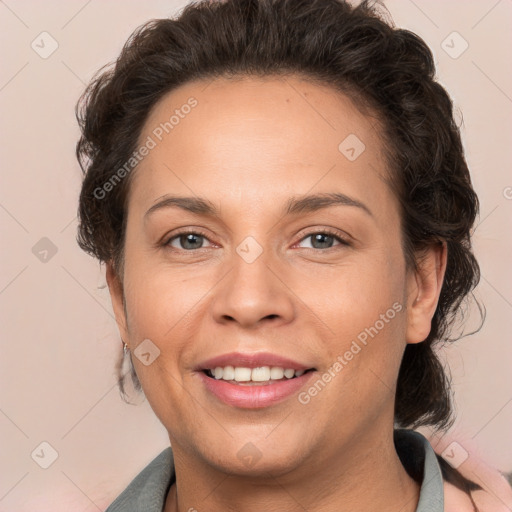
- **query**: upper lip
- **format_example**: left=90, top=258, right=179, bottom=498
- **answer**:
left=196, top=352, right=315, bottom=371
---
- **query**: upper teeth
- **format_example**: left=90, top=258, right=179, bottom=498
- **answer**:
left=210, top=366, right=306, bottom=382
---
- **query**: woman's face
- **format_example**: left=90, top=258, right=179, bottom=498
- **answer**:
left=108, top=75, right=435, bottom=475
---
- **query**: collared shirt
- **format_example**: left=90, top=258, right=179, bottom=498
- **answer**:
left=106, top=429, right=444, bottom=511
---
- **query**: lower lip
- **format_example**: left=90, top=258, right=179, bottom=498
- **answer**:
left=197, top=371, right=315, bottom=408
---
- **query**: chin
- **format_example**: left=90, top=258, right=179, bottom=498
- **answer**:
left=199, top=432, right=310, bottom=478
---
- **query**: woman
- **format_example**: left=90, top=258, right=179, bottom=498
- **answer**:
left=75, top=0, right=495, bottom=510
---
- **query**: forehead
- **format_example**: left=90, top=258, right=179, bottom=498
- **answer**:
left=129, top=75, right=392, bottom=215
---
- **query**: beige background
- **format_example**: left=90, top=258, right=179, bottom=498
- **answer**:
left=1, top=1, right=511, bottom=510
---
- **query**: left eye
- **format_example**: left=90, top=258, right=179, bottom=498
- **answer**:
left=297, top=232, right=347, bottom=250
left=166, top=232, right=213, bottom=250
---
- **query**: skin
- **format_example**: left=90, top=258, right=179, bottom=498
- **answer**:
left=106, top=75, right=447, bottom=512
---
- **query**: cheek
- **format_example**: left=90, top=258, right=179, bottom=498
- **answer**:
left=306, top=250, right=406, bottom=338
left=121, top=263, right=209, bottom=415
left=300, top=248, right=408, bottom=391
left=121, top=255, right=220, bottom=399
left=123, top=245, right=211, bottom=338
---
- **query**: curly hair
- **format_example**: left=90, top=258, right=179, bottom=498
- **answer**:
left=75, top=0, right=482, bottom=502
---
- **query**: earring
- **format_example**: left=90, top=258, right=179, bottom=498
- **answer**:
left=123, top=341, right=130, bottom=354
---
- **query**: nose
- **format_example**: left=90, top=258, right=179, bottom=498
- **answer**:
left=211, top=245, right=295, bottom=329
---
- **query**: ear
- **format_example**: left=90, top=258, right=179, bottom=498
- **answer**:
left=405, top=242, right=447, bottom=344
left=105, top=261, right=129, bottom=344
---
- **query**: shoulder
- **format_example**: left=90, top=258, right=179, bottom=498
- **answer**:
left=444, top=480, right=511, bottom=512
left=443, top=481, right=475, bottom=511
left=105, top=447, right=175, bottom=512
left=427, top=431, right=512, bottom=512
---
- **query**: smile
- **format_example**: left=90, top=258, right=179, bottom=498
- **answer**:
left=198, top=367, right=316, bottom=408
left=204, top=365, right=313, bottom=383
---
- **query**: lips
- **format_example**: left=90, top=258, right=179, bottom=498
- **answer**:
left=196, top=351, right=315, bottom=372
left=194, top=351, right=317, bottom=408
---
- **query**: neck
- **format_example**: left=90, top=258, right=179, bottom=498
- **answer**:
left=164, top=428, right=420, bottom=512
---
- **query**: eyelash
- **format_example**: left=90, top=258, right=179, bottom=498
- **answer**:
left=297, top=228, right=351, bottom=250
left=163, top=228, right=350, bottom=252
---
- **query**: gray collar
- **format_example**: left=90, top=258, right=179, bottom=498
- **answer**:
left=394, top=429, right=444, bottom=511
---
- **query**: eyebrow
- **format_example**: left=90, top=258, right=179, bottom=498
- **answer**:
left=144, top=192, right=373, bottom=220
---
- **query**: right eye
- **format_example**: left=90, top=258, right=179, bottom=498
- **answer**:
left=164, top=230, right=214, bottom=251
